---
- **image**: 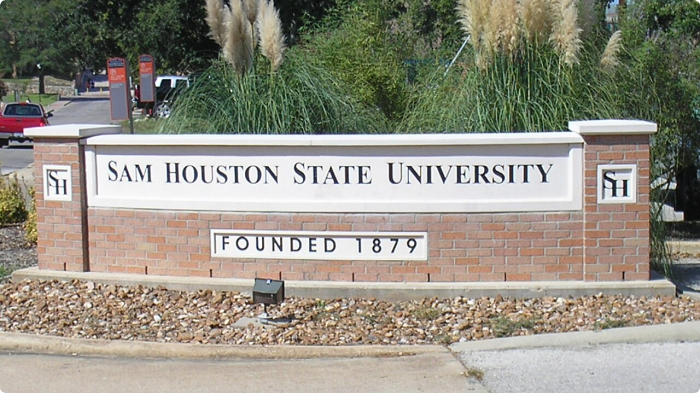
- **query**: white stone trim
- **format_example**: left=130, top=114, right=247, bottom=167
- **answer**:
left=84, top=132, right=584, bottom=147
left=25, top=124, right=122, bottom=138
left=568, top=120, right=657, bottom=136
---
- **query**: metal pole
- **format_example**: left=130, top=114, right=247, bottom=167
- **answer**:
left=443, top=36, right=471, bottom=78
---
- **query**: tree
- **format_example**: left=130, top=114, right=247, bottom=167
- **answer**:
left=0, top=0, right=82, bottom=89
left=133, top=0, right=218, bottom=73
left=619, top=0, right=700, bottom=220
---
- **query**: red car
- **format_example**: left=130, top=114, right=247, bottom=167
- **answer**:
left=0, top=102, right=53, bottom=147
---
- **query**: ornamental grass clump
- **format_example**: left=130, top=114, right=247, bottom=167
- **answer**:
left=162, top=0, right=385, bottom=135
left=399, top=0, right=625, bottom=133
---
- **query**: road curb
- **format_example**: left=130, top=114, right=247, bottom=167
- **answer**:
left=668, top=240, right=700, bottom=256
left=449, top=320, right=700, bottom=352
left=0, top=331, right=445, bottom=360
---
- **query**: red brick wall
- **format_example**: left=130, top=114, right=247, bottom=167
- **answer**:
left=86, top=210, right=584, bottom=282
left=582, top=134, right=650, bottom=281
left=33, top=138, right=89, bottom=272
left=31, top=129, right=653, bottom=282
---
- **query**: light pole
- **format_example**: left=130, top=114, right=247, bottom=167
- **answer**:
left=37, top=63, right=45, bottom=98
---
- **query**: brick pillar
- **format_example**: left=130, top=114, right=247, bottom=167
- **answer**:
left=569, top=120, right=657, bottom=281
left=25, top=125, right=122, bottom=272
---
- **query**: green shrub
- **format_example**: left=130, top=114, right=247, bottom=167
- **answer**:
left=299, top=1, right=409, bottom=121
left=0, top=173, right=28, bottom=225
left=159, top=53, right=388, bottom=135
left=398, top=0, right=624, bottom=133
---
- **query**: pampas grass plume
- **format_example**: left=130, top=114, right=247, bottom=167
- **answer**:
left=550, top=0, right=582, bottom=66
left=205, top=0, right=227, bottom=47
left=244, top=0, right=259, bottom=25
left=225, top=0, right=254, bottom=74
left=520, top=0, right=552, bottom=43
left=258, top=0, right=286, bottom=72
left=457, top=0, right=491, bottom=53
left=600, top=30, right=623, bottom=72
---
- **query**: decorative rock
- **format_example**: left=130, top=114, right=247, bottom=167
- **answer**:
left=0, top=279, right=698, bottom=346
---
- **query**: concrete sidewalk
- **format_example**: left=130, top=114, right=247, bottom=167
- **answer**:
left=3, top=319, right=700, bottom=392
left=0, top=333, right=489, bottom=393
left=0, top=350, right=486, bottom=393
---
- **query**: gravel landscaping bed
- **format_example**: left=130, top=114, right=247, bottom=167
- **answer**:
left=0, top=224, right=36, bottom=281
left=1, top=223, right=699, bottom=346
left=1, top=280, right=699, bottom=346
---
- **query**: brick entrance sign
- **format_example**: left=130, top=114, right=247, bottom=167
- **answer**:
left=26, top=120, right=656, bottom=283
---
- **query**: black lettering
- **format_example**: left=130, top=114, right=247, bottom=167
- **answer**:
left=309, top=166, right=322, bottom=184
left=216, top=166, right=228, bottom=184
left=425, top=165, right=433, bottom=184
left=291, top=237, right=302, bottom=252
left=602, top=171, right=629, bottom=198
left=108, top=160, right=118, bottom=181
left=182, top=165, right=198, bottom=183
left=339, top=166, right=355, bottom=184
left=508, top=165, right=516, bottom=184
left=221, top=236, right=230, bottom=251
left=230, top=166, right=243, bottom=183
left=406, top=165, right=422, bottom=184
left=294, top=162, right=306, bottom=184
left=245, top=166, right=262, bottom=184
left=119, top=166, right=133, bottom=182
left=135, top=164, right=152, bottom=183
left=475, top=165, right=490, bottom=184
left=358, top=166, right=372, bottom=184
left=236, top=236, right=249, bottom=251
left=324, top=238, right=336, bottom=253
left=272, top=237, right=283, bottom=251
left=493, top=165, right=505, bottom=184
left=264, top=166, right=279, bottom=184
left=47, top=170, right=67, bottom=195
left=388, top=162, right=403, bottom=184
left=309, top=238, right=317, bottom=252
left=324, top=167, right=340, bottom=185
left=436, top=165, right=453, bottom=184
left=166, top=163, right=179, bottom=183
left=256, top=236, right=265, bottom=251
left=518, top=164, right=534, bottom=183
left=537, top=164, right=553, bottom=183
left=603, top=171, right=617, bottom=197
left=200, top=165, right=214, bottom=184
left=456, top=165, right=470, bottom=184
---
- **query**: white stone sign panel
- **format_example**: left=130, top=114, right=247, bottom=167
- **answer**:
left=43, top=165, right=72, bottom=201
left=597, top=164, right=637, bottom=204
left=211, top=230, right=428, bottom=261
left=84, top=133, right=583, bottom=213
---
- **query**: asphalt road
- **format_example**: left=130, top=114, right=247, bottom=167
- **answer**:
left=0, top=98, right=113, bottom=175
left=460, top=342, right=700, bottom=393
left=46, top=98, right=114, bottom=126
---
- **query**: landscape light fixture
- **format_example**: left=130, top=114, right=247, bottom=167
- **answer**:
left=252, top=278, right=285, bottom=322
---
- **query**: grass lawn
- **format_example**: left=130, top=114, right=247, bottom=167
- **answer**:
left=2, top=76, right=70, bottom=106
left=1, top=93, right=59, bottom=106
left=120, top=117, right=163, bottom=134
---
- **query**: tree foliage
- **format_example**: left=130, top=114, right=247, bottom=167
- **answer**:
left=0, top=0, right=77, bottom=79
left=619, top=0, right=700, bottom=219
left=49, top=0, right=219, bottom=74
